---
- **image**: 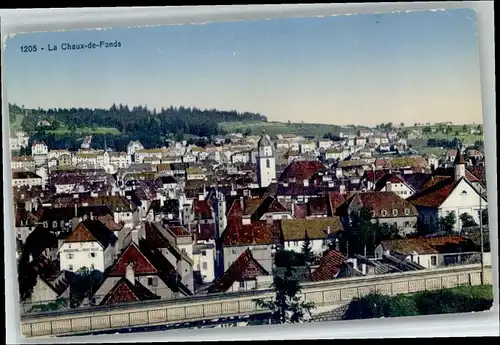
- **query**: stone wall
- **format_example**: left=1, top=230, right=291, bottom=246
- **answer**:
left=21, top=264, right=491, bottom=338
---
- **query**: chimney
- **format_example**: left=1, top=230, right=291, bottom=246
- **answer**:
left=339, top=184, right=346, bottom=195
left=326, top=226, right=331, bottom=235
left=266, top=214, right=273, bottom=224
left=303, top=179, right=309, bottom=187
left=239, top=196, right=244, bottom=210
left=125, top=262, right=135, bottom=284
left=335, top=238, right=340, bottom=251
left=361, top=263, right=367, bottom=275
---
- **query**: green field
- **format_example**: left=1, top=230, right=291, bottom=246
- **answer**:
left=220, top=121, right=349, bottom=138
left=47, top=126, right=121, bottom=135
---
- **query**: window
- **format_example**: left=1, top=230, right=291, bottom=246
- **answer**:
left=392, top=209, right=398, bottom=216
left=231, top=249, right=236, bottom=255
left=43, top=222, right=48, bottom=228
left=381, top=210, right=387, bottom=216
left=60, top=220, right=65, bottom=227
left=266, top=159, right=270, bottom=168
left=90, top=252, right=96, bottom=258
left=66, top=254, right=74, bottom=259
left=91, top=242, right=95, bottom=247
left=239, top=281, right=245, bottom=288
left=404, top=208, right=411, bottom=216
left=201, top=251, right=206, bottom=256
left=52, top=221, right=58, bottom=228
left=181, top=248, right=187, bottom=255
left=68, top=265, right=74, bottom=271
left=405, top=221, right=410, bottom=227
left=68, top=244, right=72, bottom=249
left=202, top=262, right=208, bottom=270
left=431, top=256, right=437, bottom=266
left=147, top=277, right=158, bottom=286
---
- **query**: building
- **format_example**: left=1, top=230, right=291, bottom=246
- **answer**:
left=31, top=141, right=48, bottom=156
left=12, top=171, right=43, bottom=188
left=256, top=131, right=276, bottom=188
left=126, top=141, right=144, bottom=156
left=208, top=249, right=269, bottom=293
left=58, top=219, right=118, bottom=273
left=407, top=150, right=488, bottom=232
left=11, top=156, right=36, bottom=171
left=336, top=191, right=419, bottom=236
left=375, top=236, right=480, bottom=269
left=10, top=131, right=29, bottom=151
left=280, top=217, right=343, bottom=255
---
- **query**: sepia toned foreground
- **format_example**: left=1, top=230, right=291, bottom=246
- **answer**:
left=21, top=264, right=492, bottom=338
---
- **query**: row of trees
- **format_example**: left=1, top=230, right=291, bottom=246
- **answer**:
left=343, top=287, right=493, bottom=320
left=11, top=103, right=267, bottom=151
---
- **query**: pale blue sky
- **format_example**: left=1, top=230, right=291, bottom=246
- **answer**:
left=5, top=8, right=482, bottom=126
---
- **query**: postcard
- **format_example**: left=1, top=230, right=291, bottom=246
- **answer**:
left=3, top=7, right=493, bottom=339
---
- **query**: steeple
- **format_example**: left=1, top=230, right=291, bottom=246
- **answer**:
left=454, top=141, right=466, bottom=181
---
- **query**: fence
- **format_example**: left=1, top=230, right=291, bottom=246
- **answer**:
left=21, top=264, right=492, bottom=338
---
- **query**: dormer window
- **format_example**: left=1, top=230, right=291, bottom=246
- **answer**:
left=380, top=210, right=387, bottom=217
left=392, top=209, right=398, bottom=216
left=53, top=221, right=58, bottom=228
left=43, top=221, right=48, bottom=228
left=404, top=208, right=411, bottom=216
left=460, top=190, right=467, bottom=195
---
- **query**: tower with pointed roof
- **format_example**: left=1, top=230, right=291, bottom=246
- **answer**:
left=454, top=143, right=466, bottom=181
left=256, top=130, right=276, bottom=188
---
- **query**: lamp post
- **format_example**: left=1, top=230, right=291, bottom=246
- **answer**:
left=479, top=195, right=484, bottom=285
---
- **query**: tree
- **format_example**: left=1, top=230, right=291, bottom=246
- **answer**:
left=243, top=127, right=252, bottom=136
left=253, top=264, right=315, bottom=324
left=400, top=122, right=405, bottom=128
left=459, top=213, right=477, bottom=228
left=481, top=208, right=488, bottom=226
left=274, top=249, right=303, bottom=267
left=300, top=231, right=314, bottom=267
left=440, top=212, right=457, bottom=233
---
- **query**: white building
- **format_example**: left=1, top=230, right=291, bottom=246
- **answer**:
left=408, top=150, right=488, bottom=232
left=231, top=151, right=250, bottom=164
left=126, top=140, right=144, bottom=156
left=256, top=131, right=276, bottom=188
left=375, top=236, right=482, bottom=270
left=31, top=141, right=48, bottom=156
left=193, top=243, right=216, bottom=284
left=12, top=171, right=43, bottom=188
left=59, top=220, right=117, bottom=273
left=10, top=131, right=29, bottom=151
left=280, top=218, right=343, bottom=256
left=11, top=156, right=36, bottom=171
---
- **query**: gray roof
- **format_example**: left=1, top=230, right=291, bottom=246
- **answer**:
left=257, top=131, right=273, bottom=148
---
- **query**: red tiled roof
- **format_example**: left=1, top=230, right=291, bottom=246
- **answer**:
left=64, top=220, right=117, bottom=248
left=99, top=277, right=160, bottom=306
left=407, top=177, right=458, bottom=208
left=193, top=199, right=213, bottom=219
left=328, top=192, right=348, bottom=213
left=363, top=170, right=389, bottom=184
left=208, top=248, right=268, bottom=293
left=374, top=173, right=410, bottom=192
left=310, top=250, right=347, bottom=282
left=98, top=214, right=123, bottom=231
left=345, top=191, right=419, bottom=218
left=169, top=226, right=191, bottom=237
left=307, top=197, right=329, bottom=215
left=278, top=161, right=326, bottom=182
left=380, top=236, right=477, bottom=255
left=194, top=223, right=216, bottom=241
left=467, top=166, right=486, bottom=184
left=432, top=167, right=480, bottom=183
left=108, top=243, right=158, bottom=277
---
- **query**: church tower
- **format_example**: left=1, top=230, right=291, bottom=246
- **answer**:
left=256, top=130, right=276, bottom=188
left=454, top=144, right=466, bottom=181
